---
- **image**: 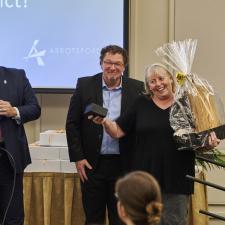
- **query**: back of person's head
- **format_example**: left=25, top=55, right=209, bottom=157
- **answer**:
left=115, top=171, right=162, bottom=225
left=100, top=45, right=128, bottom=66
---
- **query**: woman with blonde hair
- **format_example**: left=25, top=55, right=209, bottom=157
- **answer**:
left=115, top=171, right=162, bottom=225
left=90, top=63, right=220, bottom=225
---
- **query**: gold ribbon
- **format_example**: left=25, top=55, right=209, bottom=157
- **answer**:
left=176, top=72, right=187, bottom=86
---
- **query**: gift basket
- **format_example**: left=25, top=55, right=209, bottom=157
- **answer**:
left=156, top=39, right=225, bottom=168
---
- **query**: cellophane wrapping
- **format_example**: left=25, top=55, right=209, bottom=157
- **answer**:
left=156, top=39, right=224, bottom=151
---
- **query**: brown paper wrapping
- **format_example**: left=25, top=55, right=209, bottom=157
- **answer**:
left=187, top=83, right=221, bottom=132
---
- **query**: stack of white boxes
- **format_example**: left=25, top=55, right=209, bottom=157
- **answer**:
left=25, top=130, right=76, bottom=173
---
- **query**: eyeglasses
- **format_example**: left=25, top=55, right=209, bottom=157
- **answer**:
left=103, top=60, right=124, bottom=68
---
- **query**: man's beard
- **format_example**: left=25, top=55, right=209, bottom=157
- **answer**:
left=108, top=77, right=117, bottom=86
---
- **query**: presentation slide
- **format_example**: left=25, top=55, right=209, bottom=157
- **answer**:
left=0, top=0, right=124, bottom=90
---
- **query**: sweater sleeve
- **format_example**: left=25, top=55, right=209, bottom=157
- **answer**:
left=116, top=96, right=140, bottom=135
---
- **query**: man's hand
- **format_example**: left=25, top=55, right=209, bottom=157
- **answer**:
left=75, top=159, right=92, bottom=182
left=0, top=100, right=17, bottom=117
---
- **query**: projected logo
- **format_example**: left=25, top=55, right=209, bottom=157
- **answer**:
left=24, top=40, right=46, bottom=66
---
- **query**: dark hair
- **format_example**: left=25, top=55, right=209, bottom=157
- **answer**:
left=115, top=171, right=162, bottom=225
left=100, top=45, right=128, bottom=66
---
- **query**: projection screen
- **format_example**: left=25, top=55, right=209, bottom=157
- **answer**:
left=0, top=0, right=129, bottom=93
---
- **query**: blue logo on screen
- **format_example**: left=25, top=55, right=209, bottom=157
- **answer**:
left=24, top=40, right=46, bottom=66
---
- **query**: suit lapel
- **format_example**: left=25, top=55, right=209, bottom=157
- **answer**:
left=121, top=77, right=129, bottom=113
left=0, top=67, right=8, bottom=99
left=94, top=73, right=103, bottom=106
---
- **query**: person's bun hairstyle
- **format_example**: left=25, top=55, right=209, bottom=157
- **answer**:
left=116, top=171, right=163, bottom=225
left=146, top=201, right=163, bottom=225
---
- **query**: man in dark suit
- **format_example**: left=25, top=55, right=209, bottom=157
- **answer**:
left=0, top=67, right=41, bottom=225
left=66, top=45, right=144, bottom=225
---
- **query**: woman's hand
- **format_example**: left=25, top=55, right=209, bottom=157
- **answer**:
left=88, top=115, right=106, bottom=125
left=88, top=115, right=125, bottom=138
left=208, top=131, right=220, bottom=148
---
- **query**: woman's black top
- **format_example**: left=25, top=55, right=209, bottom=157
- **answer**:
left=117, top=95, right=195, bottom=194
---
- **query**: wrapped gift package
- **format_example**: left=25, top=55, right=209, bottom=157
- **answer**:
left=39, top=130, right=67, bottom=147
left=156, top=39, right=225, bottom=151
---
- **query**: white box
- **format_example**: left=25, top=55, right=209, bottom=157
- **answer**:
left=40, top=130, right=67, bottom=147
left=60, top=160, right=77, bottom=173
left=25, top=159, right=61, bottom=172
left=27, top=143, right=75, bottom=173
left=29, top=143, right=60, bottom=160
left=59, top=147, right=70, bottom=160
